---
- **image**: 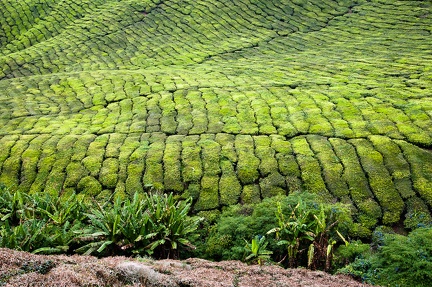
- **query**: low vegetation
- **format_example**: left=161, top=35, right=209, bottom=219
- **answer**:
left=0, top=185, right=201, bottom=259
left=195, top=192, right=352, bottom=271
left=338, top=227, right=432, bottom=287
left=2, top=186, right=431, bottom=286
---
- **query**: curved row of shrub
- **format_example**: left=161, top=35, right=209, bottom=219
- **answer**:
left=0, top=132, right=431, bottom=234
left=1, top=0, right=432, bottom=267
left=1, top=74, right=431, bottom=145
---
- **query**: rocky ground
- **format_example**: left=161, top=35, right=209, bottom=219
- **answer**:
left=0, top=248, right=373, bottom=287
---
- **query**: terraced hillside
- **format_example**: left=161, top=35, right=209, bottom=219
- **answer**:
left=1, top=0, right=431, bottom=234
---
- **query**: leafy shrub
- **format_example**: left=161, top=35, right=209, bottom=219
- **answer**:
left=0, top=188, right=30, bottom=226
left=200, top=192, right=353, bottom=269
left=144, top=192, right=202, bottom=259
left=0, top=219, right=48, bottom=252
left=0, top=187, right=86, bottom=254
left=34, top=192, right=87, bottom=225
left=75, top=191, right=201, bottom=258
left=338, top=227, right=432, bottom=287
left=0, top=185, right=200, bottom=259
left=334, top=240, right=370, bottom=268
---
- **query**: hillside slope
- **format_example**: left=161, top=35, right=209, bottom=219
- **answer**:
left=1, top=0, right=432, bottom=233
left=0, top=248, right=372, bottom=287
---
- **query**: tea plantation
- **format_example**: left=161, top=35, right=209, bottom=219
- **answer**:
left=1, top=0, right=431, bottom=233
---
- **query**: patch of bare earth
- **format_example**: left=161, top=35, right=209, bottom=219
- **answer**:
left=0, top=248, right=372, bottom=287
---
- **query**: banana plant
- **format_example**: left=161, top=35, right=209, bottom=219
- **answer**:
left=244, top=235, right=273, bottom=265
left=267, top=200, right=315, bottom=268
left=307, top=204, right=350, bottom=271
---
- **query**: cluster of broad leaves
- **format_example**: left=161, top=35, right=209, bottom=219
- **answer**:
left=0, top=185, right=201, bottom=258
left=200, top=192, right=353, bottom=270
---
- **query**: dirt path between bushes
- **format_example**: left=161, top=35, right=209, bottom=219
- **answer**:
left=0, top=248, right=373, bottom=287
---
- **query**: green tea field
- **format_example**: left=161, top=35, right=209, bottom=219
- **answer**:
left=1, top=0, right=431, bottom=233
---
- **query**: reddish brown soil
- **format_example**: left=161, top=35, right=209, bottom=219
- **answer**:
left=0, top=248, right=373, bottom=287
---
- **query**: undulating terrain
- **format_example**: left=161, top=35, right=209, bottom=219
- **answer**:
left=1, top=0, right=432, bottom=234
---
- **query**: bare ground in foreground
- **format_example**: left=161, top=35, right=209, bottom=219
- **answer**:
left=0, top=248, right=372, bottom=287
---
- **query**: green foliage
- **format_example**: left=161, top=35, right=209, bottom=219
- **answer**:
left=201, top=192, right=352, bottom=270
left=0, top=219, right=49, bottom=252
left=351, top=139, right=403, bottom=225
left=338, top=227, right=432, bottom=287
left=266, top=198, right=351, bottom=270
left=308, top=135, right=348, bottom=199
left=99, top=158, right=119, bottom=189
left=240, top=184, right=261, bottom=204
left=35, top=192, right=86, bottom=225
left=163, top=136, right=183, bottom=192
left=334, top=240, right=370, bottom=268
left=404, top=197, right=432, bottom=230
left=194, top=176, right=219, bottom=211
left=1, top=0, right=432, bottom=259
left=244, top=235, right=273, bottom=265
left=235, top=135, right=260, bottom=185
left=77, top=176, right=102, bottom=197
left=219, top=160, right=242, bottom=205
left=0, top=187, right=83, bottom=254
left=0, top=185, right=200, bottom=259
left=76, top=197, right=126, bottom=256
left=0, top=188, right=30, bottom=226
left=267, top=200, right=316, bottom=268
left=77, top=191, right=201, bottom=258
left=145, top=192, right=202, bottom=258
